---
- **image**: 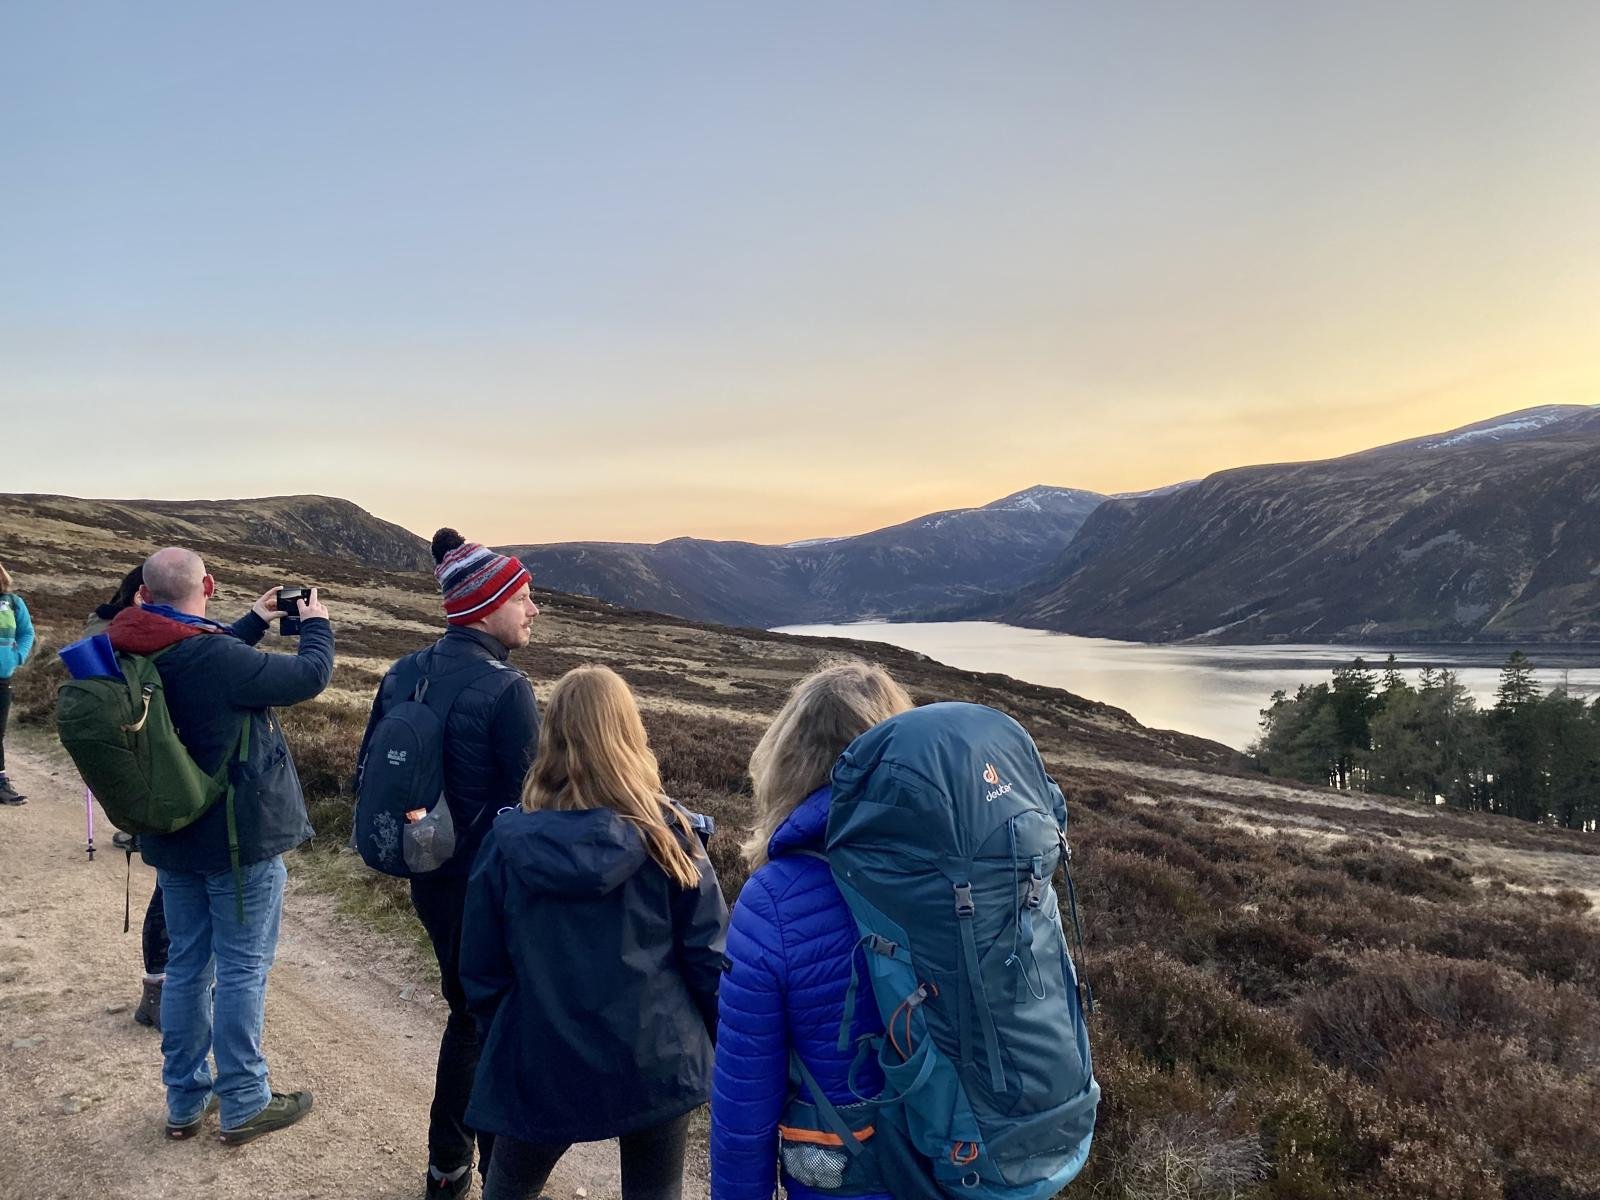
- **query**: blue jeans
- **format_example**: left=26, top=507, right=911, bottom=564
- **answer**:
left=156, top=856, right=287, bottom=1128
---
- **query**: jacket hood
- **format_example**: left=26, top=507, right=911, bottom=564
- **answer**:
left=107, top=608, right=215, bottom=655
left=493, top=807, right=649, bottom=897
left=768, top=785, right=831, bottom=859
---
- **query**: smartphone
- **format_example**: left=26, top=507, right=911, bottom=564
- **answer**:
left=276, top=586, right=309, bottom=637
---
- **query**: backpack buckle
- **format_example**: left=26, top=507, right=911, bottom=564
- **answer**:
left=1025, top=854, right=1047, bottom=909
left=953, top=882, right=975, bottom=919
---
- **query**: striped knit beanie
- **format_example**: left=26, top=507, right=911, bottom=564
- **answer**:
left=431, top=528, right=531, bottom=627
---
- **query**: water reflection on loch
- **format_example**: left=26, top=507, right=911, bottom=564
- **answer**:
left=773, top=621, right=1600, bottom=751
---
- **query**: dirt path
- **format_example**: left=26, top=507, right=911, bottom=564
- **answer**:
left=0, top=741, right=709, bottom=1200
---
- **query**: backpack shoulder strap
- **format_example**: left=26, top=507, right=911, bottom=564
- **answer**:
left=413, top=660, right=494, bottom=720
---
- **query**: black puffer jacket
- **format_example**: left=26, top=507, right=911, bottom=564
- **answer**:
left=357, top=627, right=540, bottom=877
left=460, top=804, right=728, bottom=1144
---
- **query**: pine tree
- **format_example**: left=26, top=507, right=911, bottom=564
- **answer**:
left=1330, top=657, right=1379, bottom=790
left=1419, top=668, right=1482, bottom=808
left=1496, top=651, right=1540, bottom=710
left=1252, top=684, right=1339, bottom=786
left=1381, top=653, right=1407, bottom=697
left=1368, top=683, right=1425, bottom=800
left=1540, top=688, right=1600, bottom=830
left=1492, top=652, right=1546, bottom=821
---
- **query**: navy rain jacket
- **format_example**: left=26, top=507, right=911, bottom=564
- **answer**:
left=710, top=786, right=889, bottom=1200
left=461, top=803, right=728, bottom=1145
left=108, top=606, right=335, bottom=874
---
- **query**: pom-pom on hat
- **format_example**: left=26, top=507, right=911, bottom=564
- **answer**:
left=431, top=528, right=531, bottom=627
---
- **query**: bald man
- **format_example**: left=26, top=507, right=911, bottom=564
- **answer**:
left=107, top=547, right=335, bottom=1146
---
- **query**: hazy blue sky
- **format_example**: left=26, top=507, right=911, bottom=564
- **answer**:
left=4, top=2, right=1598, bottom=543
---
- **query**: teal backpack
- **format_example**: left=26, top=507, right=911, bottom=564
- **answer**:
left=783, top=703, right=1099, bottom=1199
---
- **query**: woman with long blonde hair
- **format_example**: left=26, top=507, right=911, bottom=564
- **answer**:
left=459, top=665, right=727, bottom=1200
left=711, top=659, right=914, bottom=1200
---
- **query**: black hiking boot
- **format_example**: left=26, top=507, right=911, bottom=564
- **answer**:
left=0, top=775, right=25, bottom=805
left=218, top=1090, right=314, bottom=1146
left=426, top=1166, right=473, bottom=1199
left=166, top=1094, right=219, bottom=1140
left=134, top=977, right=163, bottom=1030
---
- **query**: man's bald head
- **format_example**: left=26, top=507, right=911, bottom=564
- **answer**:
left=142, top=547, right=209, bottom=609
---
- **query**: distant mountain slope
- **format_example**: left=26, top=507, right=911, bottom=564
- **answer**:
left=1002, top=405, right=1600, bottom=643
left=1364, top=404, right=1590, bottom=456
left=507, top=540, right=806, bottom=629
left=505, top=485, right=1106, bottom=627
left=1, top=493, right=432, bottom=573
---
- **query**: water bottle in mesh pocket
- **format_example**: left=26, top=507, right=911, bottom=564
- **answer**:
left=402, top=799, right=457, bottom=874
left=780, top=1055, right=885, bottom=1197
left=781, top=1137, right=852, bottom=1190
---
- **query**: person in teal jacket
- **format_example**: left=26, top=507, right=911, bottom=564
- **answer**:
left=0, top=560, right=37, bottom=805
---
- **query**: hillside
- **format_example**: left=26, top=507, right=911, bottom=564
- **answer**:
left=4, top=498, right=1598, bottom=1197
left=1002, top=405, right=1600, bottom=644
left=503, top=485, right=1106, bottom=627
left=0, top=493, right=431, bottom=574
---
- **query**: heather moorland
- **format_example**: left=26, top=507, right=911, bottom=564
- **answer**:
left=4, top=493, right=1598, bottom=1199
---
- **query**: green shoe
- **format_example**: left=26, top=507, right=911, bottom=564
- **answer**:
left=166, top=1093, right=219, bottom=1140
left=218, top=1090, right=314, bottom=1146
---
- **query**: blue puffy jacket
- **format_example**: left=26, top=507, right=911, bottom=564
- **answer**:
left=710, top=786, right=889, bottom=1200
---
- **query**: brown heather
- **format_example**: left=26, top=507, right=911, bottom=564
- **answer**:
left=6, top=493, right=1600, bottom=1199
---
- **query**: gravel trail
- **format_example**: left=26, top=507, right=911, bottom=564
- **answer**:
left=0, top=742, right=702, bottom=1200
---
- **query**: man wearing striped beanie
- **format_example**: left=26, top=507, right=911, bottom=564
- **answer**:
left=357, top=528, right=541, bottom=1197
left=435, top=534, right=536, bottom=635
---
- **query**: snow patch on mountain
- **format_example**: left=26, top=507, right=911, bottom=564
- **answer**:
left=1114, top=480, right=1200, bottom=500
left=1424, top=410, right=1574, bottom=448
left=785, top=536, right=848, bottom=548
left=981, top=485, right=1105, bottom=514
left=1388, top=404, right=1598, bottom=454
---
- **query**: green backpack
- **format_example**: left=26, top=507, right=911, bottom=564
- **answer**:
left=57, top=649, right=251, bottom=904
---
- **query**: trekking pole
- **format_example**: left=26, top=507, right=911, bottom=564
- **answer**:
left=85, top=787, right=96, bottom=861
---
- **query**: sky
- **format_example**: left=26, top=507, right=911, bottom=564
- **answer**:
left=3, top=2, right=1598, bottom=546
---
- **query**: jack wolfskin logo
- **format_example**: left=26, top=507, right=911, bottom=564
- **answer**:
left=983, top=762, right=1012, bottom=803
left=386, top=748, right=408, bottom=766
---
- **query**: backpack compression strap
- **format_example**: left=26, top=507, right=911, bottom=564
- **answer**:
left=223, top=714, right=253, bottom=922
left=790, top=1052, right=869, bottom=1158
left=954, top=882, right=1008, bottom=1093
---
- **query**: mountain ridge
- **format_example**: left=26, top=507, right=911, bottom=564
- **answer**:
left=998, top=404, right=1600, bottom=644
left=1, top=492, right=432, bottom=574
left=8, top=404, right=1595, bottom=643
left=500, top=484, right=1107, bottom=627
